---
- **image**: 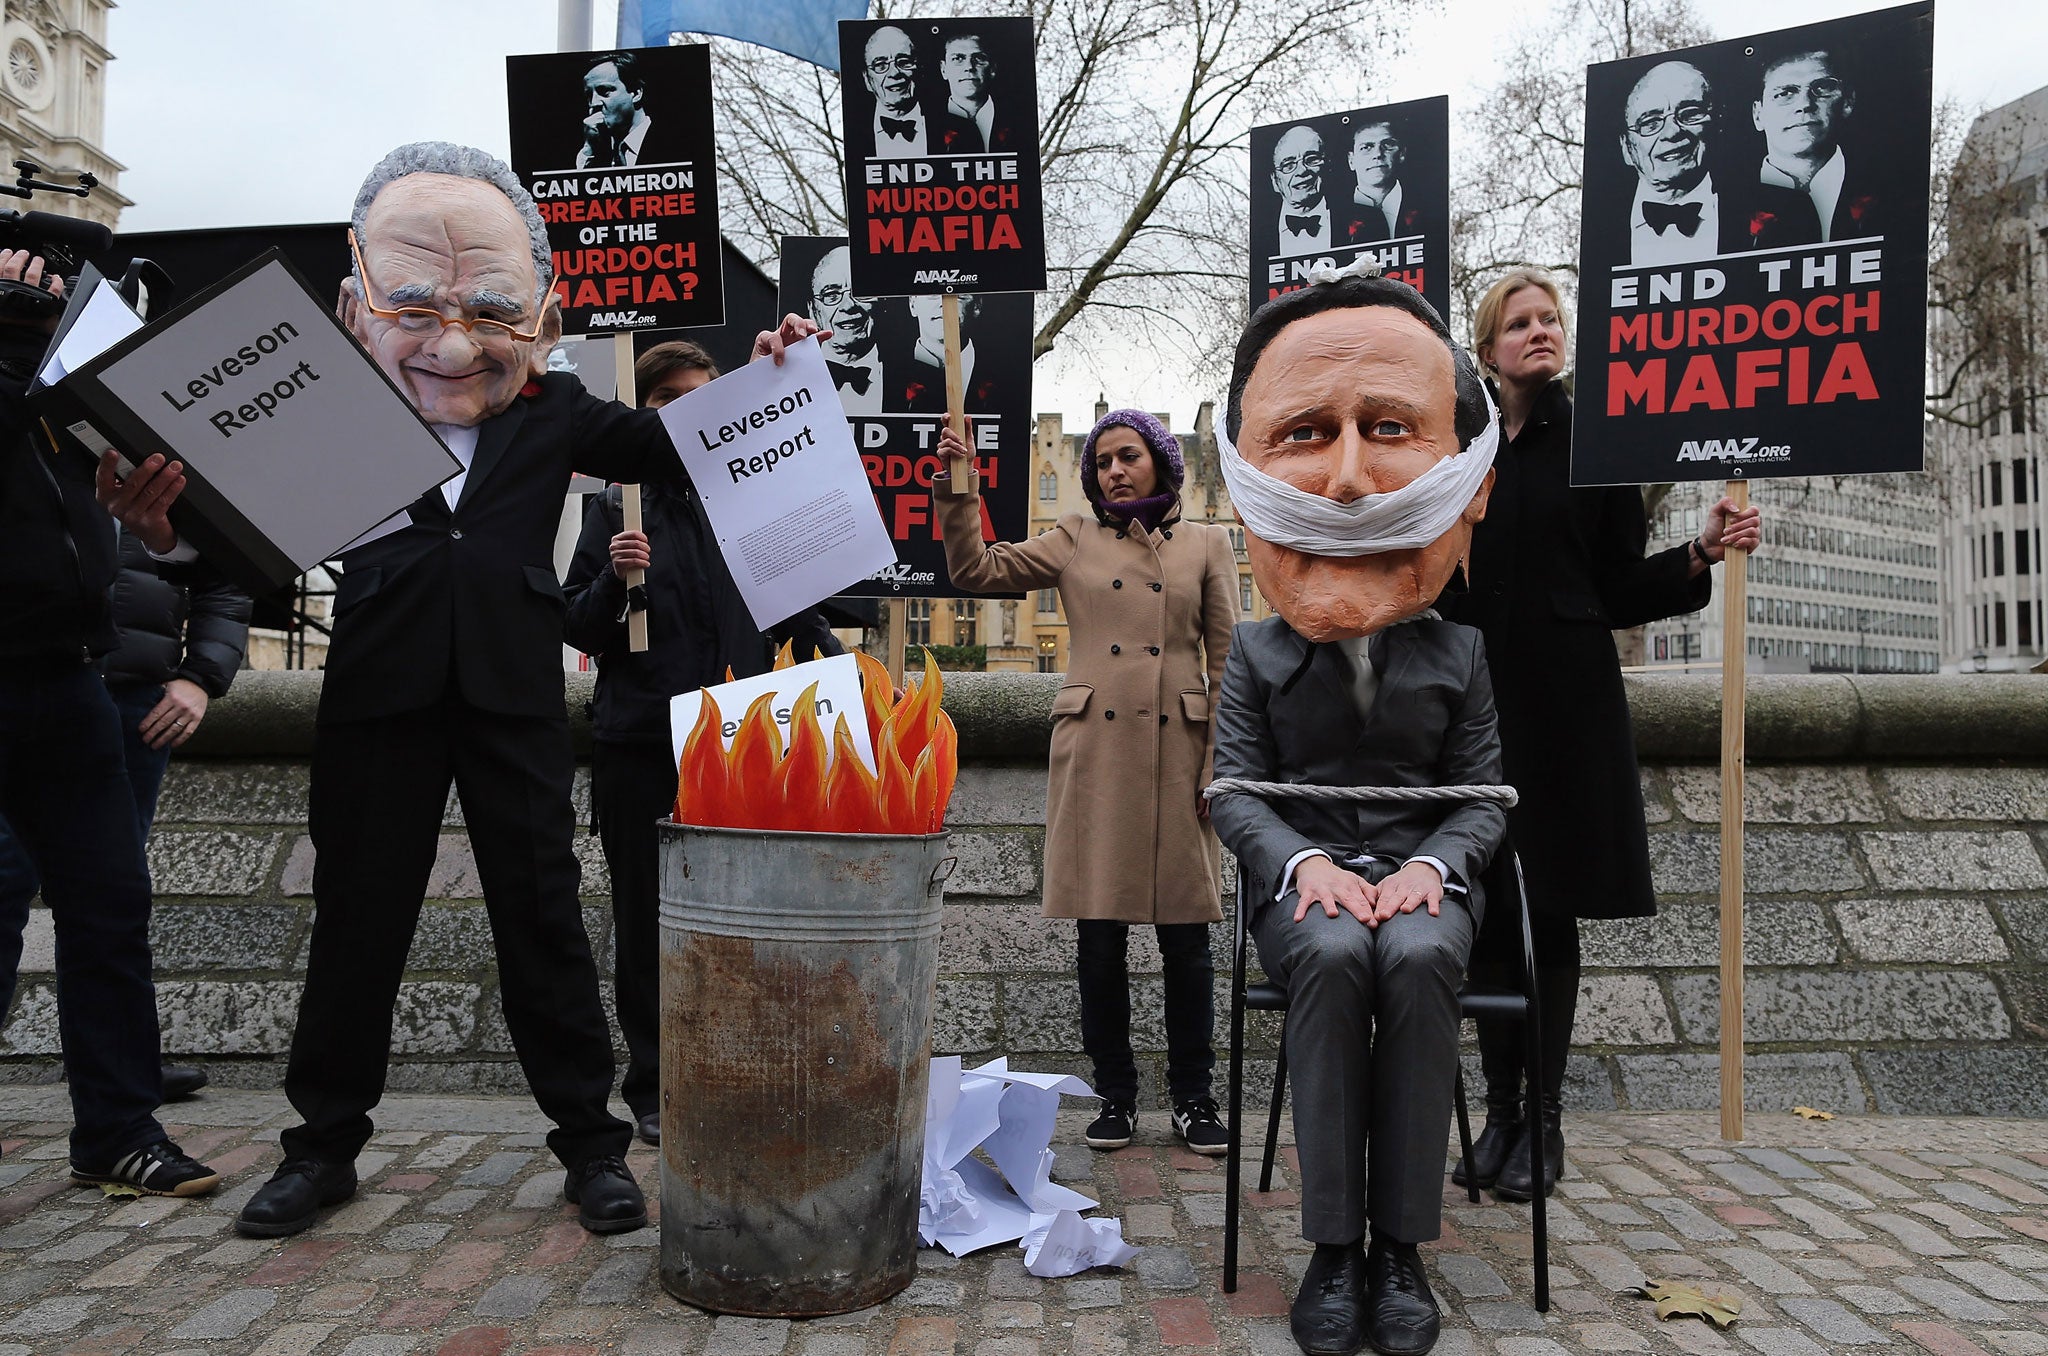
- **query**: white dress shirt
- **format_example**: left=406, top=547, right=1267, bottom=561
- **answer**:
left=576, top=116, right=655, bottom=169
left=1628, top=172, right=1720, bottom=265
left=1760, top=146, right=1848, bottom=242
left=435, top=423, right=480, bottom=509
left=1355, top=179, right=1405, bottom=239
left=1275, top=201, right=1332, bottom=257
left=826, top=349, right=886, bottom=415
left=872, top=106, right=927, bottom=159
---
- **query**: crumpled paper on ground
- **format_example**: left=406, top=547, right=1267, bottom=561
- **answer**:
left=918, top=1056, right=1130, bottom=1269
left=1021, top=1209, right=1140, bottom=1277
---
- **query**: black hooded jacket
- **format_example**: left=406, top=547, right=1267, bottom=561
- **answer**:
left=0, top=326, right=120, bottom=664
left=100, top=530, right=252, bottom=698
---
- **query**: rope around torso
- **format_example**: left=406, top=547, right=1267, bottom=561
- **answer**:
left=1202, top=778, right=1519, bottom=807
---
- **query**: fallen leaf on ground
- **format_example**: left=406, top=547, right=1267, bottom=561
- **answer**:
left=98, top=1182, right=142, bottom=1199
left=1630, top=1279, right=1743, bottom=1327
left=1792, top=1106, right=1835, bottom=1121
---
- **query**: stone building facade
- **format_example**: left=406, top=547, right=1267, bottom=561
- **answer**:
left=1932, top=85, right=2048, bottom=674
left=0, top=0, right=125, bottom=229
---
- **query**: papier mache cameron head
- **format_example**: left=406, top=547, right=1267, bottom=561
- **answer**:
left=1220, top=264, right=1497, bottom=643
left=341, top=142, right=564, bottom=428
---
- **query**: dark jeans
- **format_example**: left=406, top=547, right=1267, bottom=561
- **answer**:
left=0, top=683, right=169, bottom=1028
left=590, top=738, right=677, bottom=1121
left=1075, top=919, right=1216, bottom=1108
left=0, top=666, right=165, bottom=1161
left=283, top=698, right=630, bottom=1169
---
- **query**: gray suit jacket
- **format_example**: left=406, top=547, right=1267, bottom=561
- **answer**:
left=1210, top=615, right=1506, bottom=914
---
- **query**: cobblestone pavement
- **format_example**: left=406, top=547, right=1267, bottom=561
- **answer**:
left=2, top=1087, right=2047, bottom=1355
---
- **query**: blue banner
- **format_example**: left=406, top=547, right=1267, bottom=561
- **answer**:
left=617, top=0, right=869, bottom=71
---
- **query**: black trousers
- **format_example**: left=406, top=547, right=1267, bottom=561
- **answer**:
left=1075, top=919, right=1216, bottom=1107
left=590, top=738, right=677, bottom=1121
left=282, top=696, right=630, bottom=1168
left=0, top=666, right=164, bottom=1161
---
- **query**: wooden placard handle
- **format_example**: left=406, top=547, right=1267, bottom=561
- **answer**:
left=944, top=293, right=971, bottom=494
left=614, top=332, right=648, bottom=654
left=1718, top=478, right=1750, bottom=1141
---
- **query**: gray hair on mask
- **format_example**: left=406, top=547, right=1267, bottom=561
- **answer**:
left=349, top=141, right=554, bottom=303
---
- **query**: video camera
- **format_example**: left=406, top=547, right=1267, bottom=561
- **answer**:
left=0, top=160, right=170, bottom=322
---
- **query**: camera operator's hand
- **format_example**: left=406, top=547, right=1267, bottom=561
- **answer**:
left=0, top=247, right=64, bottom=300
left=95, top=450, right=185, bottom=555
left=138, top=678, right=208, bottom=750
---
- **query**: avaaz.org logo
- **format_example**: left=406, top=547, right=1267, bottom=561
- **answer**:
left=1676, top=437, right=1793, bottom=464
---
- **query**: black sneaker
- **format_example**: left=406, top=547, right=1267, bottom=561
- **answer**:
left=71, top=1139, right=221, bottom=1197
left=1085, top=1102, right=1135, bottom=1149
left=1173, top=1096, right=1229, bottom=1156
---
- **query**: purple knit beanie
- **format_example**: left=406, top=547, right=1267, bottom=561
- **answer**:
left=1080, top=408, right=1185, bottom=504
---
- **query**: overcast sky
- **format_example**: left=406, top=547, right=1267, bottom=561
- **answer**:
left=104, top=0, right=2046, bottom=427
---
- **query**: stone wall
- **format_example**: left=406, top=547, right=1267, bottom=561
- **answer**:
left=5, top=671, right=2047, bottom=1116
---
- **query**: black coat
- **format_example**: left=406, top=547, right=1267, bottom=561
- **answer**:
left=1438, top=380, right=1709, bottom=920
left=563, top=481, right=843, bottom=745
left=101, top=531, right=252, bottom=698
left=0, top=330, right=119, bottom=664
left=319, top=373, right=681, bottom=726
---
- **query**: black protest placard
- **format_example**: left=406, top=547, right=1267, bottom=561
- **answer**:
left=505, top=44, right=724, bottom=334
left=1570, top=2, right=1932, bottom=486
left=1248, top=96, right=1449, bottom=319
left=779, top=235, right=1031, bottom=598
left=839, top=16, right=1045, bottom=297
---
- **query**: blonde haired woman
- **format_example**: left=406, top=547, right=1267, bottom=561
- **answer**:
left=1441, top=270, right=1760, bottom=1199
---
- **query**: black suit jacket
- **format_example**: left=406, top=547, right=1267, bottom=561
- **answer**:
left=1744, top=157, right=1883, bottom=249
left=898, top=356, right=1005, bottom=415
left=1210, top=615, right=1505, bottom=912
left=1339, top=190, right=1434, bottom=247
left=319, top=373, right=681, bottom=725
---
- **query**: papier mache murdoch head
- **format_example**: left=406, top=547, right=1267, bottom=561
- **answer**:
left=341, top=142, right=565, bottom=428
left=1219, top=261, right=1498, bottom=642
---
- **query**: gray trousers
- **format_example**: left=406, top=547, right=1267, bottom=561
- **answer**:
left=1251, top=875, right=1474, bottom=1245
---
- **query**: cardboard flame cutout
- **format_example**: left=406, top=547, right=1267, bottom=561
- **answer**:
left=675, top=645, right=958, bottom=834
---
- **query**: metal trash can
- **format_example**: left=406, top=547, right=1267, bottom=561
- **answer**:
left=657, top=822, right=951, bottom=1316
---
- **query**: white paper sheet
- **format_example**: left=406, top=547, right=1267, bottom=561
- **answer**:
left=660, top=337, right=897, bottom=630
left=39, top=279, right=143, bottom=386
left=1022, top=1210, right=1140, bottom=1277
left=668, top=651, right=875, bottom=773
left=919, top=1056, right=1130, bottom=1263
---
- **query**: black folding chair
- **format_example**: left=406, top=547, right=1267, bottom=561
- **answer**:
left=1211, top=781, right=1549, bottom=1314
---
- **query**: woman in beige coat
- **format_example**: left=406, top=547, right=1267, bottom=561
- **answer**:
left=936, top=409, right=1237, bottom=1153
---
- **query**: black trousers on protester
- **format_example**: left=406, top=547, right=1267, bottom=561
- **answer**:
left=589, top=738, right=678, bottom=1122
left=1075, top=919, right=1216, bottom=1108
left=1470, top=912, right=1580, bottom=1107
left=0, top=666, right=166, bottom=1162
left=281, top=695, right=631, bottom=1169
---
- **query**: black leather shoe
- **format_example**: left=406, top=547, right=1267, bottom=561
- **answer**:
left=160, top=1064, right=209, bottom=1101
left=235, top=1158, right=357, bottom=1238
left=566, top=1154, right=647, bottom=1234
left=1451, top=1105, right=1521, bottom=1191
left=1492, top=1096, right=1563, bottom=1202
left=1290, top=1241, right=1367, bottom=1356
left=1364, top=1236, right=1441, bottom=1356
left=635, top=1112, right=661, bottom=1146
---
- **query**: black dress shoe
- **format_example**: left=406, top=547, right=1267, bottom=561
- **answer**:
left=1364, top=1236, right=1441, bottom=1356
left=566, top=1154, right=648, bottom=1234
left=235, top=1159, right=357, bottom=1238
left=1290, top=1241, right=1367, bottom=1356
left=635, top=1112, right=661, bottom=1146
left=160, top=1064, right=209, bottom=1101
